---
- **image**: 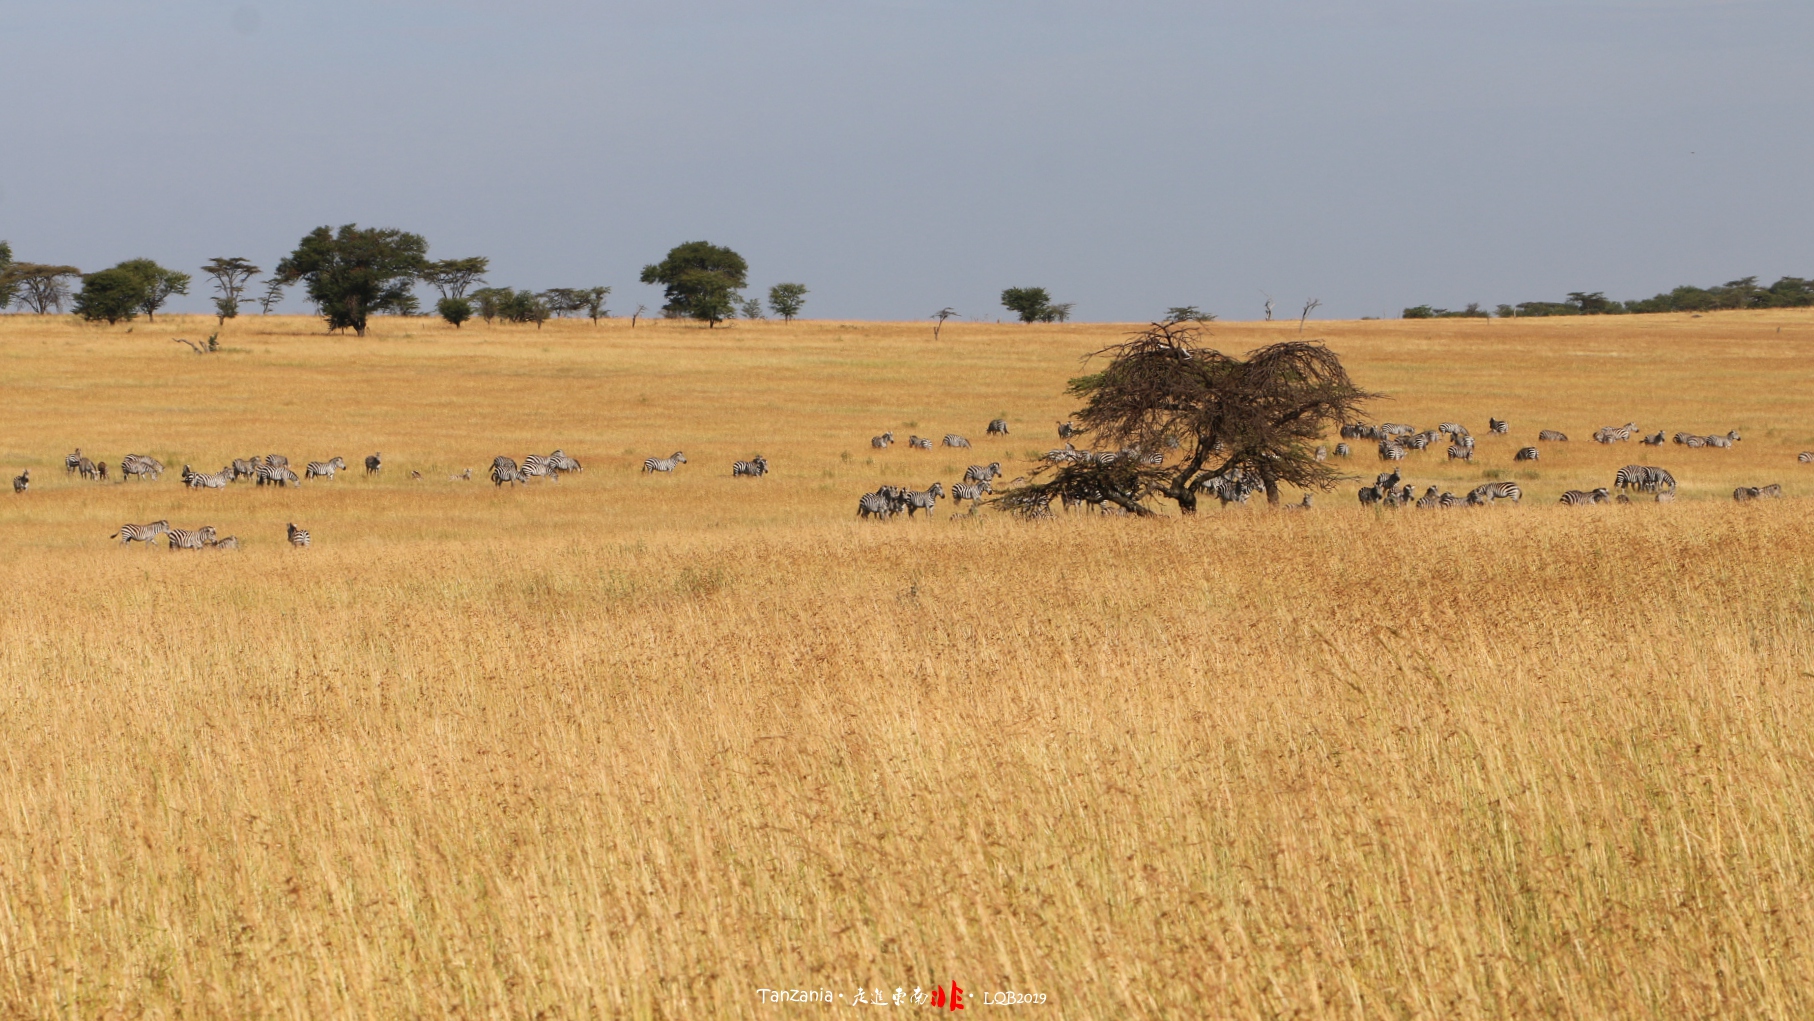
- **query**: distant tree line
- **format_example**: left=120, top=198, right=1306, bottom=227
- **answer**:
left=1406, top=275, right=1814, bottom=319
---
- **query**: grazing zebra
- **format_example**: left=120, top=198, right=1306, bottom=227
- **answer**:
left=1467, top=482, right=1521, bottom=505
left=76, top=456, right=100, bottom=479
left=521, top=454, right=556, bottom=479
left=1438, top=422, right=1466, bottom=436
left=1357, top=486, right=1381, bottom=506
left=491, top=456, right=528, bottom=486
left=287, top=522, right=311, bottom=547
left=1538, top=430, right=1568, bottom=442
left=1640, top=431, right=1665, bottom=446
left=950, top=479, right=992, bottom=510
left=1057, top=421, right=1078, bottom=440
left=1489, top=417, right=1509, bottom=434
left=963, top=462, right=1003, bottom=483
left=1614, top=464, right=1676, bottom=494
left=255, top=463, right=298, bottom=486
left=1558, top=488, right=1611, bottom=505
left=908, top=435, right=933, bottom=450
left=870, top=431, right=894, bottom=448
left=731, top=456, right=769, bottom=477
left=1447, top=444, right=1472, bottom=462
left=167, top=525, right=217, bottom=551
left=65, top=449, right=84, bottom=474
left=1416, top=486, right=1440, bottom=509
left=1377, top=441, right=1406, bottom=461
left=1800, top=452, right=1813, bottom=463
left=183, top=465, right=232, bottom=489
left=640, top=451, right=686, bottom=474
left=207, top=535, right=240, bottom=550
left=1514, top=446, right=1539, bottom=462
left=1334, top=442, right=1350, bottom=458
left=547, top=450, right=583, bottom=474
left=365, top=452, right=382, bottom=474
left=987, top=418, right=1009, bottom=436
left=305, top=456, right=347, bottom=480
left=903, top=482, right=944, bottom=517
left=942, top=434, right=971, bottom=448
left=1403, top=432, right=1431, bottom=451
left=112, top=520, right=171, bottom=545
left=120, top=454, right=163, bottom=480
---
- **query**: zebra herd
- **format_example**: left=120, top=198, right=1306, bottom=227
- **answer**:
left=1356, top=467, right=1524, bottom=508
left=108, top=520, right=250, bottom=551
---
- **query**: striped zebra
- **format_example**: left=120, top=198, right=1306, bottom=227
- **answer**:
left=731, top=456, right=769, bottom=477
left=183, top=465, right=232, bottom=489
left=1042, top=445, right=1080, bottom=463
left=942, top=434, right=971, bottom=448
left=230, top=457, right=259, bottom=481
left=167, top=525, right=217, bottom=551
left=65, top=448, right=84, bottom=474
left=1640, top=431, right=1665, bottom=446
left=1681, top=434, right=1707, bottom=448
left=11, top=468, right=28, bottom=494
left=112, top=520, right=171, bottom=545
left=1057, top=421, right=1078, bottom=440
left=206, top=535, right=240, bottom=550
left=547, top=450, right=582, bottom=474
left=871, top=431, right=894, bottom=449
left=1438, top=422, right=1466, bottom=436
left=305, top=456, right=346, bottom=480
left=1655, top=490, right=1675, bottom=503
left=1416, top=486, right=1440, bottom=509
left=903, top=482, right=944, bottom=517
left=1201, top=473, right=1261, bottom=506
left=1614, top=464, right=1676, bottom=494
left=1357, top=486, right=1381, bottom=506
left=1593, top=422, right=1639, bottom=444
left=1464, top=482, right=1511, bottom=506
left=950, top=479, right=991, bottom=510
left=255, top=463, right=298, bottom=486
left=987, top=419, right=1009, bottom=436
left=1376, top=469, right=1401, bottom=490
left=963, top=462, right=1003, bottom=483
left=1799, top=452, right=1813, bottom=463
left=1760, top=483, right=1782, bottom=498
left=640, top=451, right=686, bottom=474
left=1705, top=434, right=1733, bottom=449
left=857, top=485, right=907, bottom=520
left=1403, top=433, right=1431, bottom=451
left=120, top=454, right=163, bottom=480
left=908, top=435, right=933, bottom=450
left=1734, top=486, right=1759, bottom=502
left=1558, top=488, right=1611, bottom=505
left=76, top=456, right=100, bottom=479
left=365, top=452, right=383, bottom=474
left=521, top=454, right=556, bottom=479
left=287, top=522, right=311, bottom=547
left=1378, top=441, right=1405, bottom=461
left=265, top=454, right=290, bottom=471
left=1514, top=446, right=1539, bottom=461
left=491, top=456, right=528, bottom=486
left=1537, top=429, right=1568, bottom=442
left=1334, top=442, right=1350, bottom=458
left=1489, top=417, right=1509, bottom=434
left=1447, top=444, right=1472, bottom=462
left=1381, top=423, right=1415, bottom=436
left=1436, top=491, right=1462, bottom=508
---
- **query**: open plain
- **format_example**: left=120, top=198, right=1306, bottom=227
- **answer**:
left=2, top=311, right=1814, bottom=1019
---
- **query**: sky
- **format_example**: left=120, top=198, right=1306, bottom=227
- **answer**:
left=1, top=0, right=1810, bottom=322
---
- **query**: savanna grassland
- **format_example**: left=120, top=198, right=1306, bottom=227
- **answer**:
left=2, top=310, right=1814, bottom=1019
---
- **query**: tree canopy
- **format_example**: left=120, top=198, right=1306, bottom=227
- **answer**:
left=640, top=241, right=747, bottom=327
left=7, top=263, right=83, bottom=314
left=202, top=257, right=260, bottom=324
left=72, top=266, right=149, bottom=323
left=768, top=282, right=807, bottom=321
left=1001, top=286, right=1073, bottom=323
left=274, top=224, right=429, bottom=336
left=114, top=259, right=190, bottom=322
left=421, top=257, right=489, bottom=301
left=997, top=322, right=1376, bottom=516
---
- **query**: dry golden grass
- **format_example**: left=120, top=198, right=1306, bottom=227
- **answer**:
left=2, top=310, right=1814, bottom=1018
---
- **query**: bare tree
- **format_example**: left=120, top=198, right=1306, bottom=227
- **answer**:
left=1299, top=298, right=1322, bottom=333
left=631, top=303, right=647, bottom=328
left=995, top=321, right=1376, bottom=515
left=931, top=307, right=960, bottom=339
left=1261, top=292, right=1274, bottom=321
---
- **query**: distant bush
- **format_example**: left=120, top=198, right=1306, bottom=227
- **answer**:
left=1403, top=303, right=1488, bottom=319
left=1501, top=277, right=1814, bottom=317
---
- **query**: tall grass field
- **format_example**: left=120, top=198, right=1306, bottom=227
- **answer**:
left=2, top=310, right=1813, bottom=1018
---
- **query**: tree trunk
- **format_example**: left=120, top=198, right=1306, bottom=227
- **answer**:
left=1264, top=478, right=1280, bottom=506
left=1175, top=489, right=1198, bottom=515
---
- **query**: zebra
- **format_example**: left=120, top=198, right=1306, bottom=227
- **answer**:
left=1416, top=486, right=1440, bottom=509
left=167, top=525, right=217, bottom=551
left=1514, top=446, right=1539, bottom=462
left=521, top=454, right=556, bottom=479
left=731, top=456, right=769, bottom=477
left=857, top=485, right=908, bottom=520
left=1439, top=492, right=1464, bottom=508
left=1201, top=472, right=1261, bottom=506
left=1489, top=417, right=1509, bottom=434
left=1680, top=434, right=1707, bottom=448
left=1614, top=464, right=1676, bottom=494
left=902, top=482, right=944, bottom=517
left=1705, top=434, right=1733, bottom=449
left=76, top=456, right=100, bottom=479
left=266, top=454, right=289, bottom=469
left=450, top=468, right=472, bottom=481
left=1438, top=422, right=1466, bottom=436
left=1378, top=441, right=1405, bottom=461
left=1042, top=444, right=1080, bottom=463
left=1734, top=486, right=1759, bottom=502
left=1376, top=469, right=1401, bottom=490
left=255, top=463, right=298, bottom=487
left=1593, top=422, right=1639, bottom=444
left=1447, top=444, right=1472, bottom=462
left=230, top=458, right=259, bottom=481
left=10, top=469, right=26, bottom=493
left=963, top=462, right=1003, bottom=483
left=65, top=449, right=84, bottom=474
left=1800, top=452, right=1814, bottom=463
left=491, top=456, right=528, bottom=486
left=950, top=479, right=992, bottom=510
left=1357, top=486, right=1381, bottom=506
left=1538, top=430, right=1568, bottom=442
left=987, top=419, right=1009, bottom=436
left=547, top=450, right=583, bottom=474
left=365, top=452, right=383, bottom=474
left=942, top=434, right=971, bottom=448
left=640, top=451, right=686, bottom=474
left=287, top=522, right=311, bottom=547
left=1466, top=482, right=1521, bottom=506
left=1640, top=431, right=1665, bottom=446
left=1759, top=483, right=1782, bottom=498
left=206, top=535, right=240, bottom=550
left=183, top=465, right=232, bottom=489
left=1655, top=490, right=1675, bottom=503
left=120, top=454, right=163, bottom=480
left=1559, top=488, right=1611, bottom=505
left=908, top=435, right=933, bottom=450
left=1057, top=421, right=1078, bottom=440
left=112, top=520, right=171, bottom=545
left=1334, top=442, right=1350, bottom=458
left=871, top=431, right=894, bottom=449
left=305, top=456, right=347, bottom=480
left=1381, top=423, right=1415, bottom=436
left=1404, top=433, right=1431, bottom=451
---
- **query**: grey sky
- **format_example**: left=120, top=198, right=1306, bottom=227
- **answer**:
left=2, top=0, right=1809, bottom=321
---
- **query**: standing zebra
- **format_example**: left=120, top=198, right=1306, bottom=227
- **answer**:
left=76, top=456, right=100, bottom=479
left=1800, top=452, right=1814, bottom=463
left=287, top=522, right=311, bottom=547
left=641, top=451, right=687, bottom=474
left=857, top=485, right=907, bottom=520
left=520, top=454, right=556, bottom=479
left=305, top=456, right=347, bottom=480
left=11, top=469, right=28, bottom=494
left=111, top=520, right=171, bottom=545
left=871, top=431, right=894, bottom=449
left=731, top=455, right=769, bottom=477
left=1489, top=417, right=1509, bottom=434
left=65, top=449, right=84, bottom=474
left=167, top=525, right=217, bottom=551
left=1377, top=441, right=1406, bottom=461
left=1416, top=486, right=1440, bottom=509
left=950, top=479, right=991, bottom=510
left=942, top=434, right=971, bottom=448
left=1447, top=444, right=1472, bottom=462
left=1466, top=482, right=1521, bottom=505
left=547, top=450, right=582, bottom=474
left=1357, top=486, right=1381, bottom=506
left=1538, top=429, right=1568, bottom=442
left=1438, top=492, right=1464, bottom=508
left=255, top=463, right=299, bottom=487
left=1514, top=446, right=1539, bottom=462
left=1057, top=421, right=1078, bottom=440
left=908, top=435, right=933, bottom=450
left=963, top=462, right=1003, bottom=483
left=1334, top=442, right=1350, bottom=458
left=902, top=482, right=944, bottom=517
left=1614, top=464, right=1676, bottom=494
left=230, top=458, right=259, bottom=481
left=491, top=456, right=528, bottom=486
left=120, top=454, right=164, bottom=480
left=987, top=419, right=1010, bottom=436
left=365, top=452, right=383, bottom=474
left=1376, top=469, right=1401, bottom=490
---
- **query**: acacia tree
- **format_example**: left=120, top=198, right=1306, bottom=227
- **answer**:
left=640, top=241, right=747, bottom=327
left=275, top=224, right=428, bottom=336
left=256, top=277, right=287, bottom=314
left=112, top=259, right=189, bottom=322
left=7, top=263, right=82, bottom=314
left=997, top=322, right=1376, bottom=516
left=768, top=282, right=807, bottom=321
left=202, top=257, right=260, bottom=324
left=72, top=266, right=149, bottom=323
